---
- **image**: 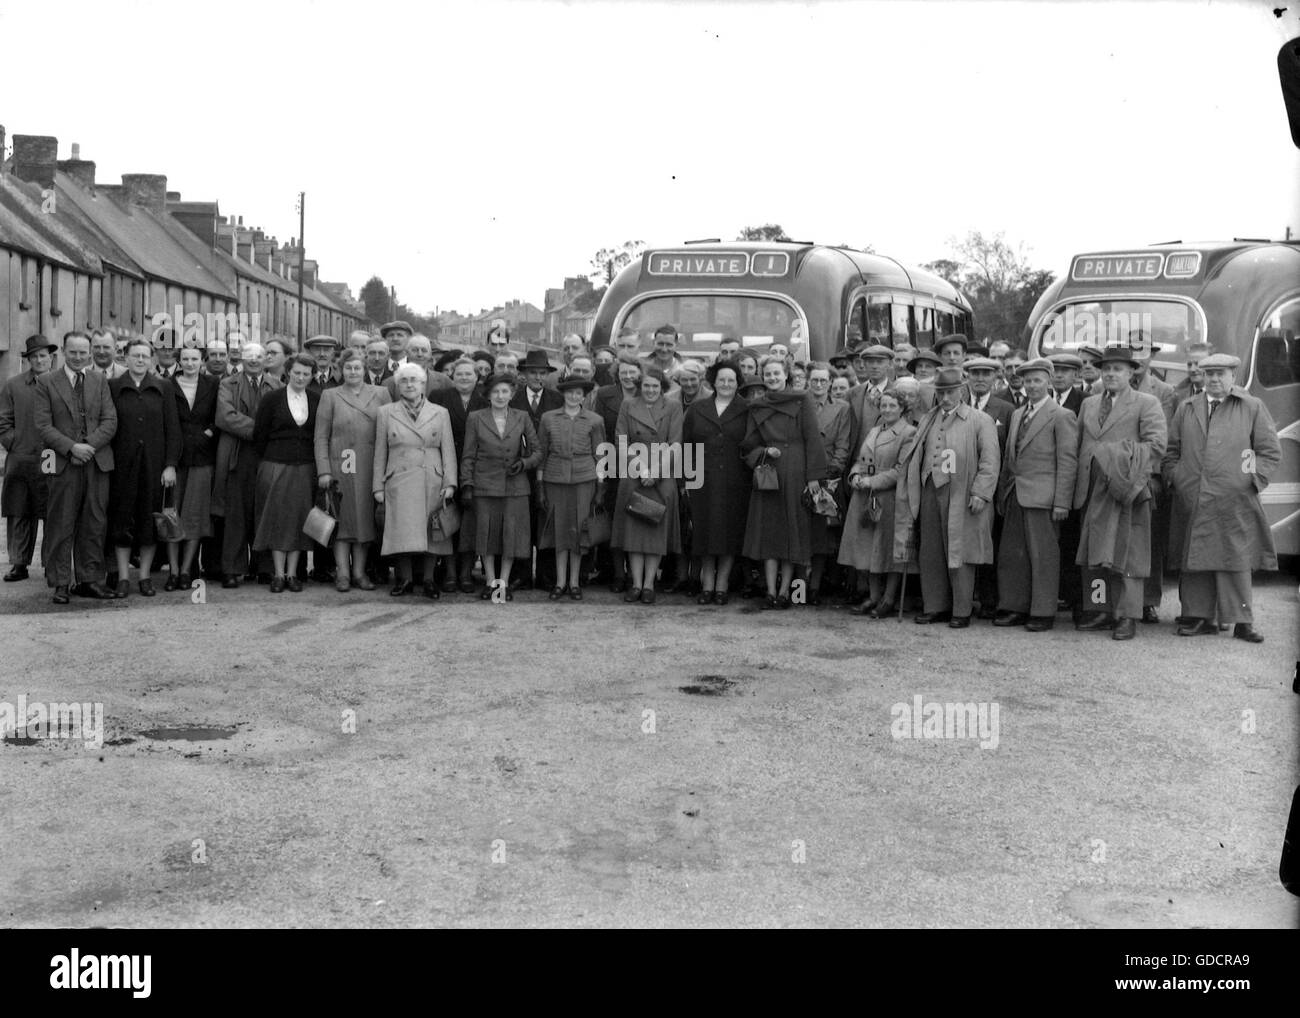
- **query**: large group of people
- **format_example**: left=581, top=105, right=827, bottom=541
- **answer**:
left=0, top=319, right=1283, bottom=642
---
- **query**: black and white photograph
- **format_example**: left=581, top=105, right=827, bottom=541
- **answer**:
left=0, top=0, right=1297, bottom=976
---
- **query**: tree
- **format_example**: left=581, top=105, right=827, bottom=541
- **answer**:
left=920, top=259, right=963, bottom=287
left=589, top=240, right=646, bottom=285
left=736, top=224, right=791, bottom=242
left=924, top=232, right=1056, bottom=347
left=359, top=276, right=390, bottom=325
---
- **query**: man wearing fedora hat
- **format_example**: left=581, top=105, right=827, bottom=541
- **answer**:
left=1163, top=353, right=1280, bottom=642
left=896, top=365, right=1000, bottom=627
left=993, top=359, right=1078, bottom=630
left=0, top=334, right=59, bottom=581
left=510, top=349, right=563, bottom=589
left=1130, top=342, right=1178, bottom=622
left=1073, top=346, right=1167, bottom=640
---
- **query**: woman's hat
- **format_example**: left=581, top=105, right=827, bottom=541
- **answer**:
left=432, top=350, right=460, bottom=373
left=21, top=334, right=57, bottom=357
left=739, top=376, right=767, bottom=395
left=517, top=349, right=557, bottom=372
left=470, top=350, right=496, bottom=365
left=907, top=349, right=942, bottom=373
left=557, top=376, right=597, bottom=394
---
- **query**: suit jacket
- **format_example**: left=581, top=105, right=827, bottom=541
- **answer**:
left=34, top=368, right=117, bottom=474
left=215, top=371, right=283, bottom=479
left=971, top=393, right=1015, bottom=451
left=1052, top=386, right=1085, bottom=416
left=845, top=382, right=885, bottom=477
left=1072, top=385, right=1167, bottom=510
left=171, top=373, right=221, bottom=469
left=364, top=365, right=395, bottom=388
left=307, top=366, right=341, bottom=394
left=460, top=408, right=541, bottom=497
left=998, top=398, right=1078, bottom=512
left=537, top=408, right=607, bottom=484
left=430, top=387, right=489, bottom=459
left=511, top=385, right=564, bottom=430
left=1172, top=378, right=1205, bottom=404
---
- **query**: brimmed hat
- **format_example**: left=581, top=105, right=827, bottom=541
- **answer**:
left=557, top=376, right=597, bottom=394
left=21, top=334, right=56, bottom=357
left=739, top=375, right=767, bottom=395
left=1199, top=353, right=1240, bottom=371
left=858, top=344, right=893, bottom=361
left=829, top=346, right=856, bottom=363
left=1077, top=345, right=1104, bottom=363
left=470, top=350, right=495, bottom=365
left=484, top=372, right=517, bottom=392
left=432, top=351, right=460, bottom=372
left=304, top=334, right=339, bottom=350
left=907, top=349, right=942, bottom=373
left=379, top=320, right=413, bottom=338
left=963, top=356, right=1000, bottom=372
left=1016, top=357, right=1055, bottom=377
left=1130, top=342, right=1163, bottom=361
left=1099, top=346, right=1141, bottom=369
left=1046, top=353, right=1084, bottom=371
left=933, top=367, right=966, bottom=391
left=518, top=350, right=557, bottom=372
left=934, top=333, right=968, bottom=354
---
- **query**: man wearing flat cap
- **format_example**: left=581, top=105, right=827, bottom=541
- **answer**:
left=304, top=335, right=341, bottom=393
left=1073, top=346, right=1167, bottom=641
left=1047, top=353, right=1086, bottom=415
left=379, top=321, right=413, bottom=373
left=934, top=333, right=969, bottom=370
left=844, top=345, right=896, bottom=474
left=994, top=359, right=1078, bottom=630
left=0, top=334, right=58, bottom=581
left=1046, top=352, right=1087, bottom=617
left=896, top=366, right=1000, bottom=627
left=1162, top=353, right=1280, bottom=643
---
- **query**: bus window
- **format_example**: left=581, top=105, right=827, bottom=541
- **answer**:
left=936, top=309, right=956, bottom=337
left=847, top=298, right=866, bottom=348
left=1256, top=298, right=1300, bottom=387
left=1036, top=298, right=1204, bottom=382
left=892, top=303, right=912, bottom=346
left=915, top=306, right=934, bottom=348
left=867, top=300, right=891, bottom=346
left=622, top=294, right=798, bottom=356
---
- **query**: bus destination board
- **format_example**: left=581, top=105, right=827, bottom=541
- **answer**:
left=647, top=251, right=750, bottom=277
left=1070, top=253, right=1165, bottom=282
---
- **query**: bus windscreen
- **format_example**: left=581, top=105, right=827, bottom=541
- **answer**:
left=621, top=294, right=804, bottom=360
left=1036, top=298, right=1204, bottom=382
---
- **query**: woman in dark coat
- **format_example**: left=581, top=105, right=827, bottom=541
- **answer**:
left=432, top=357, right=489, bottom=592
left=252, top=354, right=320, bottom=592
left=805, top=362, right=852, bottom=603
left=165, top=345, right=219, bottom=591
left=537, top=376, right=607, bottom=600
left=108, top=338, right=181, bottom=597
left=590, top=357, right=642, bottom=592
left=460, top=374, right=540, bottom=599
left=740, top=355, right=830, bottom=608
left=681, top=360, right=750, bottom=604
left=611, top=367, right=683, bottom=605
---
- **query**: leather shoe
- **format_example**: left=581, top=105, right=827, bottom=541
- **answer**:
left=1076, top=612, right=1115, bottom=631
left=1232, top=623, right=1264, bottom=644
left=353, top=575, right=376, bottom=591
left=948, top=615, right=971, bottom=629
left=3, top=565, right=29, bottom=581
left=113, top=580, right=129, bottom=599
left=697, top=590, right=715, bottom=605
left=335, top=576, right=352, bottom=592
left=1111, top=617, right=1137, bottom=640
left=421, top=582, right=440, bottom=599
left=849, top=599, right=878, bottom=616
left=610, top=579, right=627, bottom=594
left=222, top=574, right=241, bottom=589
left=623, top=586, right=641, bottom=603
left=138, top=579, right=156, bottom=597
left=163, top=574, right=179, bottom=592
left=640, top=588, right=657, bottom=605
left=1177, top=618, right=1218, bottom=637
left=52, top=585, right=70, bottom=604
left=568, top=586, right=583, bottom=601
left=269, top=576, right=286, bottom=593
left=994, top=612, right=1029, bottom=627
left=458, top=579, right=476, bottom=594
left=1025, top=617, right=1055, bottom=632
left=287, top=576, right=303, bottom=593
left=914, top=611, right=952, bottom=624
left=390, top=580, right=413, bottom=597
left=868, top=602, right=895, bottom=619
left=440, top=577, right=458, bottom=594
left=549, top=586, right=564, bottom=601
left=1141, top=605, right=1159, bottom=624
left=714, top=591, right=730, bottom=605
left=177, top=572, right=192, bottom=591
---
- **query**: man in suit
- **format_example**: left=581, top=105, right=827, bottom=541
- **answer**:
left=548, top=334, right=588, bottom=387
left=380, top=320, right=413, bottom=373
left=1077, top=345, right=1104, bottom=395
left=1047, top=353, right=1086, bottom=415
left=1046, top=352, right=1087, bottom=618
left=1131, top=343, right=1178, bottom=623
left=1173, top=340, right=1211, bottom=402
left=213, top=343, right=282, bottom=587
left=304, top=335, right=341, bottom=393
left=32, top=331, right=118, bottom=603
left=0, top=335, right=58, bottom=581
left=993, top=359, right=1078, bottom=631
left=364, top=339, right=395, bottom=388
left=511, top=350, right=563, bottom=588
left=994, top=349, right=1029, bottom=407
left=844, top=345, right=894, bottom=479
left=153, top=329, right=181, bottom=380
left=897, top=367, right=1000, bottom=628
left=1073, top=346, right=1167, bottom=641
left=963, top=356, right=1015, bottom=618
left=89, top=329, right=127, bottom=380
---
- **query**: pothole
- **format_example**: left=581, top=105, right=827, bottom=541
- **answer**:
left=679, top=675, right=740, bottom=696
left=138, top=725, right=238, bottom=742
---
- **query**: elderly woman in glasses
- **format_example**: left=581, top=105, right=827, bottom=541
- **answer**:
left=372, top=363, right=458, bottom=597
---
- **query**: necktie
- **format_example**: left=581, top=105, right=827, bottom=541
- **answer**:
left=1099, top=392, right=1113, bottom=426
left=530, top=391, right=539, bottom=412
left=1208, top=398, right=1220, bottom=419
left=1017, top=407, right=1034, bottom=452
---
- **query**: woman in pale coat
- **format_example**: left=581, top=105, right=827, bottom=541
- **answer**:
left=372, top=363, right=458, bottom=598
left=315, top=348, right=390, bottom=592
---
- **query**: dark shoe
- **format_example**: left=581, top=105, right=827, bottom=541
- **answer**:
left=610, top=579, right=628, bottom=594
left=762, top=595, right=780, bottom=610
left=1111, top=617, right=1137, bottom=641
left=113, top=580, right=129, bottom=599
left=849, top=599, right=878, bottom=616
left=697, top=590, right=715, bottom=605
left=177, top=572, right=192, bottom=591
left=163, top=574, right=179, bottom=592
left=994, top=612, right=1029, bottom=627
left=353, top=575, right=375, bottom=591
left=568, top=586, right=583, bottom=601
left=244, top=572, right=258, bottom=582
left=390, top=580, right=413, bottom=596
left=776, top=594, right=792, bottom=609
left=1177, top=618, right=1218, bottom=637
left=807, top=593, right=821, bottom=606
left=914, top=611, right=952, bottom=624
left=421, top=582, right=440, bottom=600
left=549, top=586, right=564, bottom=601
left=505, top=589, right=513, bottom=602
left=3, top=565, right=29, bottom=581
left=335, top=576, right=351, bottom=592
left=1232, top=623, right=1264, bottom=644
left=512, top=577, right=533, bottom=592
left=1076, top=612, right=1115, bottom=632
left=458, top=579, right=475, bottom=594
left=868, top=602, right=895, bottom=619
left=479, top=585, right=493, bottom=600
left=1141, top=605, right=1159, bottom=624
left=1025, top=616, right=1055, bottom=632
left=138, top=579, right=155, bottom=597
left=310, top=568, right=335, bottom=584
left=714, top=591, right=730, bottom=605
left=269, top=576, right=286, bottom=593
left=948, top=615, right=971, bottom=629
left=287, top=576, right=303, bottom=593
left=52, top=585, right=70, bottom=604
left=624, top=586, right=641, bottom=603
left=441, top=577, right=458, bottom=594
left=222, top=574, right=241, bottom=589
left=640, top=588, right=656, bottom=605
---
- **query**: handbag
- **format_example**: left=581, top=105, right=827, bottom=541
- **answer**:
left=303, top=485, right=340, bottom=545
left=861, top=495, right=883, bottom=526
left=753, top=450, right=780, bottom=491
left=151, top=486, right=186, bottom=543
left=579, top=504, right=612, bottom=549
left=428, top=497, right=461, bottom=543
left=625, top=486, right=667, bottom=525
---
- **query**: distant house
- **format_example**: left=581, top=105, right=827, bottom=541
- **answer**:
left=544, top=276, right=599, bottom=346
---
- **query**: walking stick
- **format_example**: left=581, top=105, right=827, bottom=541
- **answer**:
left=897, top=564, right=906, bottom=623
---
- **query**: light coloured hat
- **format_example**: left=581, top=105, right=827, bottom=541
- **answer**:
left=1198, top=353, right=1240, bottom=371
left=963, top=356, right=1000, bottom=372
left=1016, top=357, right=1055, bottom=377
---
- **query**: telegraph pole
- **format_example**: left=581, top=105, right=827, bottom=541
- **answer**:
left=296, top=192, right=306, bottom=346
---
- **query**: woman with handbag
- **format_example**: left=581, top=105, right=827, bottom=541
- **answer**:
left=740, top=356, right=830, bottom=609
left=682, top=361, right=750, bottom=604
left=611, top=366, right=683, bottom=605
left=315, top=349, right=391, bottom=592
left=164, top=345, right=219, bottom=591
left=537, top=376, right=607, bottom=600
left=460, top=374, right=540, bottom=601
left=107, top=338, right=181, bottom=597
left=373, top=363, right=458, bottom=598
left=252, top=354, right=320, bottom=592
left=431, top=358, right=488, bottom=593
left=805, top=362, right=852, bottom=605
left=838, top=388, right=917, bottom=617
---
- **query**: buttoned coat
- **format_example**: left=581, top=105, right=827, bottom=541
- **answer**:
left=997, top=398, right=1078, bottom=513
left=372, top=400, right=458, bottom=555
left=1162, top=387, right=1280, bottom=572
left=108, top=374, right=181, bottom=529
left=815, top=398, right=853, bottom=476
left=682, top=395, right=751, bottom=556
left=611, top=395, right=684, bottom=552
left=894, top=403, right=1000, bottom=568
left=0, top=369, right=52, bottom=517
left=537, top=408, right=606, bottom=484
left=34, top=368, right=117, bottom=474
left=213, top=371, right=283, bottom=514
left=314, top=384, right=391, bottom=541
left=841, top=418, right=916, bottom=573
left=461, top=408, right=541, bottom=496
left=431, top=387, right=489, bottom=459
left=172, top=373, right=220, bottom=469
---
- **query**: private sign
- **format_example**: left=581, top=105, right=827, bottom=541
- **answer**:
left=1071, top=253, right=1164, bottom=282
left=647, top=252, right=750, bottom=276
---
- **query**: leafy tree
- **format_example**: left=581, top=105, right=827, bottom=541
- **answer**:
left=925, top=232, right=1056, bottom=346
left=359, top=276, right=389, bottom=325
left=736, top=224, right=791, bottom=242
left=589, top=240, right=646, bottom=285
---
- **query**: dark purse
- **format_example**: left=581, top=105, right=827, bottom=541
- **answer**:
left=428, top=497, right=461, bottom=542
left=626, top=486, right=667, bottom=525
left=753, top=450, right=780, bottom=491
left=151, top=486, right=186, bottom=543
left=302, top=484, right=340, bottom=545
left=579, top=504, right=612, bottom=548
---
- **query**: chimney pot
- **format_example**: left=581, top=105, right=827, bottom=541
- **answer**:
left=71, top=143, right=80, bottom=159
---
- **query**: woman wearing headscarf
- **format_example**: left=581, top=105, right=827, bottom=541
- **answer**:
left=315, top=348, right=391, bottom=591
left=740, top=356, right=830, bottom=608
left=252, top=353, right=320, bottom=592
left=611, top=366, right=683, bottom=604
left=681, top=360, right=749, bottom=604
left=372, top=363, right=458, bottom=597
left=164, top=345, right=218, bottom=591
left=537, top=376, right=606, bottom=599
left=460, top=373, right=539, bottom=600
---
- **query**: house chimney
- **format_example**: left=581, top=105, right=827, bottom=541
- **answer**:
left=11, top=134, right=59, bottom=188
left=71, top=143, right=80, bottom=159
left=253, top=238, right=274, bottom=271
left=121, top=173, right=168, bottom=213
left=58, top=154, right=97, bottom=189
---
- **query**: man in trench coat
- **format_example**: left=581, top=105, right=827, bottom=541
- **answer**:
left=1162, top=353, right=1280, bottom=642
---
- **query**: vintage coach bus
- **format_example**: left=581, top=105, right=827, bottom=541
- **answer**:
left=589, top=241, right=973, bottom=364
left=1025, top=240, right=1300, bottom=555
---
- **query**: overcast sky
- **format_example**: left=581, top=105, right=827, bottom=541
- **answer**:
left=2, top=0, right=1296, bottom=315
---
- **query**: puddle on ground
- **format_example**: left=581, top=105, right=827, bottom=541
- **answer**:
left=138, top=725, right=237, bottom=741
left=2, top=735, right=41, bottom=746
left=679, top=675, right=739, bottom=696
